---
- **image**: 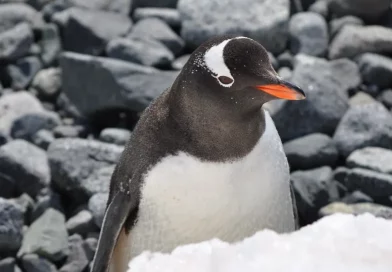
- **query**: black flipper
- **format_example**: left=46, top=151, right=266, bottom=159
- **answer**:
left=90, top=190, right=136, bottom=272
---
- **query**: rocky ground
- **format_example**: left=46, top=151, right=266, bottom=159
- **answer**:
left=0, top=0, right=392, bottom=271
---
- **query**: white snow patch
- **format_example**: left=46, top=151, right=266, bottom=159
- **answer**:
left=128, top=214, right=392, bottom=272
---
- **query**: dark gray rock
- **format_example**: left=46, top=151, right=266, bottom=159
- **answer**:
left=0, top=23, right=33, bottom=60
left=349, top=92, right=376, bottom=106
left=333, top=102, right=392, bottom=157
left=284, top=133, right=338, bottom=170
left=178, top=0, right=289, bottom=54
left=329, top=16, right=363, bottom=38
left=270, top=55, right=360, bottom=141
left=308, top=0, right=329, bottom=18
left=0, top=198, right=24, bottom=252
left=341, top=190, right=374, bottom=204
left=11, top=112, right=61, bottom=142
left=88, top=193, right=108, bottom=228
left=21, top=254, right=57, bottom=272
left=134, top=0, right=178, bottom=8
left=81, top=166, right=114, bottom=197
left=7, top=56, right=42, bottom=90
left=129, top=18, right=184, bottom=56
left=171, top=54, right=190, bottom=70
left=0, top=172, right=17, bottom=198
left=378, top=89, right=392, bottom=109
left=61, top=7, right=132, bottom=55
left=0, top=257, right=20, bottom=272
left=53, top=125, right=87, bottom=138
left=329, top=25, right=392, bottom=59
left=346, top=147, right=392, bottom=174
left=48, top=138, right=122, bottom=201
left=277, top=51, right=294, bottom=69
left=31, top=188, right=63, bottom=222
left=31, top=68, right=61, bottom=99
left=107, top=36, right=174, bottom=68
left=0, top=3, right=44, bottom=33
left=320, top=202, right=392, bottom=220
left=356, top=53, right=392, bottom=89
left=39, top=24, right=62, bottom=67
left=133, top=8, right=181, bottom=28
left=12, top=193, right=34, bottom=224
left=32, top=129, right=55, bottom=150
left=289, top=12, right=328, bottom=57
left=59, top=234, right=88, bottom=272
left=65, top=0, right=133, bottom=15
left=291, top=166, right=339, bottom=223
left=60, top=52, right=178, bottom=115
left=99, top=128, right=131, bottom=146
left=82, top=237, right=97, bottom=262
left=0, top=140, right=50, bottom=198
left=328, top=0, right=390, bottom=22
left=66, top=210, right=95, bottom=236
left=18, top=208, right=68, bottom=262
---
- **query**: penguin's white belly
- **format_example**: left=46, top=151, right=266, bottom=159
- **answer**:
left=128, top=111, right=295, bottom=259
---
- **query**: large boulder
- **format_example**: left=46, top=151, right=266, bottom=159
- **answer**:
left=60, top=52, right=179, bottom=116
left=178, top=0, right=290, bottom=54
left=329, top=25, right=392, bottom=59
left=0, top=3, right=44, bottom=33
left=328, top=0, right=391, bottom=22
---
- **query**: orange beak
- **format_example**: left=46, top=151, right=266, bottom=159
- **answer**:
left=255, top=80, right=306, bottom=100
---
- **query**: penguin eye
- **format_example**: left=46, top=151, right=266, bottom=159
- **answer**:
left=218, top=76, right=234, bottom=85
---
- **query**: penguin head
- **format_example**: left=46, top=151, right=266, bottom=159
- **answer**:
left=180, top=35, right=305, bottom=108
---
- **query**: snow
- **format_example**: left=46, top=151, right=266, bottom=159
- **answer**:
left=127, top=214, right=392, bottom=272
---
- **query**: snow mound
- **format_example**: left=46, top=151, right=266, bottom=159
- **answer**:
left=127, top=214, right=392, bottom=272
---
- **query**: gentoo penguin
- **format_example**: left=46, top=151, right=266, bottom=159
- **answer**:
left=91, top=35, right=305, bottom=272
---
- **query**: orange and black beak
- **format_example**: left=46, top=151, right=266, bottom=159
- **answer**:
left=255, top=79, right=306, bottom=100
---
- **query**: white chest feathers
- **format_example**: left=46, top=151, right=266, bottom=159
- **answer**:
left=128, top=111, right=295, bottom=259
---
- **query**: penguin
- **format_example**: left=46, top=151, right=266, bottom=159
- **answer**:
left=91, top=35, right=305, bottom=272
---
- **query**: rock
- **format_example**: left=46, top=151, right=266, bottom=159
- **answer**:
left=39, top=24, right=62, bottom=67
left=320, top=202, right=392, bottom=220
left=99, top=128, right=131, bottom=145
left=0, top=3, right=44, bottom=33
left=66, top=0, right=133, bottom=15
left=129, top=18, right=184, bottom=56
left=53, top=125, right=87, bottom=138
left=7, top=56, right=42, bottom=90
left=284, top=133, right=338, bottom=170
left=277, top=51, right=294, bottom=69
left=0, top=198, right=24, bottom=252
left=59, top=234, right=88, bottom=272
left=133, top=8, right=181, bottom=29
left=308, top=0, right=329, bottom=18
left=328, top=0, right=391, bottom=22
left=61, top=7, right=132, bottom=55
left=0, top=140, right=50, bottom=198
left=32, top=129, right=55, bottom=150
left=81, top=165, right=114, bottom=197
left=329, top=16, right=363, bottom=38
left=277, top=67, right=292, bottom=81
left=289, top=12, right=328, bottom=57
left=66, top=210, right=96, bottom=236
left=134, top=0, right=178, bottom=8
left=178, top=0, right=289, bottom=54
left=378, top=89, right=392, bottom=109
left=0, top=172, right=17, bottom=198
left=291, top=166, right=339, bottom=223
left=0, top=257, right=18, bottom=272
left=171, top=54, right=190, bottom=70
left=271, top=55, right=360, bottom=141
left=329, top=25, right=392, bottom=59
left=356, top=53, right=392, bottom=89
left=48, top=138, right=122, bottom=202
left=82, top=237, right=97, bottom=262
left=333, top=102, right=392, bottom=157
left=31, top=68, right=61, bottom=99
left=12, top=193, right=34, bottom=224
left=11, top=112, right=61, bottom=141
left=31, top=188, right=63, bottom=222
left=268, top=52, right=279, bottom=70
left=346, top=147, right=392, bottom=174
left=341, top=190, right=374, bottom=204
left=0, top=23, right=33, bottom=60
left=349, top=92, right=376, bottom=106
left=21, top=254, right=57, bottom=272
left=27, top=0, right=54, bottom=10
left=18, top=208, right=68, bottom=261
left=88, top=193, right=108, bottom=228
left=107, top=36, right=174, bottom=68
left=60, top=52, right=178, bottom=115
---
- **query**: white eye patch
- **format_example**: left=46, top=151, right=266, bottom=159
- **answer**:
left=203, top=37, right=252, bottom=88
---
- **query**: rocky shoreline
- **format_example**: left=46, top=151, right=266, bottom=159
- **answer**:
left=0, top=0, right=392, bottom=271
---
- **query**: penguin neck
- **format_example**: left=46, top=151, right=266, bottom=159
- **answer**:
left=167, top=81, right=266, bottom=161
